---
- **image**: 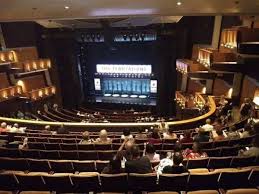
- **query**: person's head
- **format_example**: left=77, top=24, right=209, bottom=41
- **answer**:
left=216, top=130, right=223, bottom=136
left=184, top=130, right=191, bottom=138
left=99, top=129, right=108, bottom=141
left=131, top=145, right=140, bottom=159
left=45, top=125, right=51, bottom=131
left=206, top=119, right=211, bottom=125
left=123, top=128, right=131, bottom=136
left=173, top=152, right=184, bottom=166
left=125, top=140, right=134, bottom=152
left=244, top=98, right=251, bottom=103
left=192, top=142, right=202, bottom=153
left=82, top=131, right=90, bottom=140
left=229, top=125, right=236, bottom=132
left=13, top=123, right=19, bottom=128
left=0, top=122, right=7, bottom=129
left=198, top=128, right=206, bottom=135
left=174, top=142, right=182, bottom=152
left=146, top=144, right=156, bottom=154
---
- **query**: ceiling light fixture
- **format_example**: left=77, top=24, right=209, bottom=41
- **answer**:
left=177, top=1, right=182, bottom=6
left=64, top=6, right=70, bottom=9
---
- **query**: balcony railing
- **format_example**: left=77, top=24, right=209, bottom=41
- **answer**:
left=27, top=86, right=56, bottom=101
left=14, top=59, right=51, bottom=72
left=197, top=48, right=212, bottom=68
left=175, top=91, right=187, bottom=109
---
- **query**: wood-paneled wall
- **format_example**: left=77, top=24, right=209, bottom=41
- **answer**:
left=19, top=74, right=46, bottom=92
left=187, top=79, right=204, bottom=94
left=240, top=76, right=259, bottom=104
left=0, top=73, right=10, bottom=89
left=213, top=78, right=231, bottom=96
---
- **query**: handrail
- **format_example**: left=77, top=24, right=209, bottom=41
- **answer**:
left=0, top=96, right=216, bottom=128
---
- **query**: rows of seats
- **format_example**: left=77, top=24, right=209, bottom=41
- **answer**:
left=0, top=167, right=258, bottom=192
left=0, top=155, right=258, bottom=172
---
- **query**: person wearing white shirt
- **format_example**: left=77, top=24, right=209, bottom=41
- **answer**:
left=121, top=128, right=133, bottom=140
left=201, top=119, right=214, bottom=132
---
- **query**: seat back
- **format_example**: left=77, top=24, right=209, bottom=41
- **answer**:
left=0, top=157, right=29, bottom=171
left=249, top=168, right=259, bottom=187
left=230, top=156, right=256, bottom=168
left=70, top=172, right=100, bottom=192
left=28, top=159, right=51, bottom=172
left=226, top=188, right=259, bottom=194
left=0, top=171, right=19, bottom=190
left=98, top=150, right=117, bottom=160
left=40, top=150, right=60, bottom=160
left=49, top=160, right=74, bottom=173
left=42, top=173, right=73, bottom=192
left=44, top=143, right=60, bottom=150
left=128, top=173, right=157, bottom=192
left=187, top=158, right=209, bottom=169
left=208, top=157, right=232, bottom=169
left=60, top=143, right=77, bottom=150
left=100, top=173, right=128, bottom=192
left=159, top=173, right=189, bottom=191
left=220, top=147, right=239, bottom=157
left=78, top=151, right=98, bottom=160
left=94, top=144, right=112, bottom=150
left=59, top=150, right=78, bottom=160
left=73, top=161, right=96, bottom=172
left=77, top=144, right=95, bottom=151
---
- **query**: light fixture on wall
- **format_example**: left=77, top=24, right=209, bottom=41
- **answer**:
left=64, top=6, right=70, bottom=9
left=202, top=87, right=206, bottom=94
left=227, top=88, right=233, bottom=98
left=177, top=1, right=182, bottom=6
left=253, top=96, right=259, bottom=106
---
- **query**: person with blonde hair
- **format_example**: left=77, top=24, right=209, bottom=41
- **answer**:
left=79, top=131, right=93, bottom=144
left=95, top=129, right=111, bottom=143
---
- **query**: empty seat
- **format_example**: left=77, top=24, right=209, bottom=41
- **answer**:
left=159, top=173, right=189, bottom=191
left=70, top=172, right=100, bottom=192
left=187, top=158, right=209, bottom=169
left=60, top=143, right=77, bottom=150
left=0, top=157, right=29, bottom=171
left=213, top=140, right=229, bottom=148
left=0, top=148, right=21, bottom=158
left=100, top=173, right=128, bottom=192
left=96, top=160, right=109, bottom=173
left=48, top=138, right=62, bottom=143
left=34, top=138, right=48, bottom=143
left=208, top=157, right=232, bottom=169
left=73, top=161, right=96, bottom=172
left=128, top=173, right=157, bottom=192
left=188, top=171, right=220, bottom=191
left=40, top=150, right=60, bottom=160
left=95, top=143, right=112, bottom=150
left=49, top=160, right=74, bottom=173
left=44, top=143, right=60, bottom=150
left=218, top=169, right=252, bottom=189
left=200, top=142, right=213, bottom=149
left=42, top=173, right=74, bottom=192
left=78, top=151, right=98, bottom=160
left=98, top=150, right=117, bottom=160
left=77, top=144, right=95, bottom=151
left=226, top=188, right=259, bottom=194
left=220, top=147, right=239, bottom=157
left=204, top=148, right=221, bottom=157
left=112, top=143, right=122, bottom=150
left=62, top=138, right=76, bottom=144
left=249, top=168, right=259, bottom=187
left=28, top=142, right=45, bottom=150
left=59, top=150, right=78, bottom=160
left=0, top=171, right=19, bottom=190
left=28, top=159, right=51, bottom=172
left=15, top=172, right=48, bottom=191
left=230, top=156, right=256, bottom=168
left=162, top=144, right=175, bottom=150
left=20, top=149, right=40, bottom=159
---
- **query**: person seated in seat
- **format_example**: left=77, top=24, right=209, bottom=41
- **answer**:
left=56, top=124, right=69, bottom=134
left=240, top=98, right=253, bottom=118
left=180, top=130, right=193, bottom=143
left=163, top=128, right=177, bottom=139
left=239, top=124, right=255, bottom=138
left=135, top=128, right=148, bottom=139
left=144, top=143, right=160, bottom=162
left=227, top=125, right=240, bottom=139
left=212, top=118, right=224, bottom=131
left=79, top=131, right=93, bottom=144
left=162, top=152, right=188, bottom=174
left=182, top=142, right=208, bottom=159
left=0, top=122, right=7, bottom=133
left=125, top=145, right=152, bottom=174
left=201, top=119, right=214, bottom=132
left=148, top=129, right=162, bottom=144
left=194, top=128, right=210, bottom=142
left=95, top=129, right=111, bottom=143
left=213, top=130, right=226, bottom=141
left=102, top=157, right=124, bottom=174
left=121, top=128, right=133, bottom=140
left=239, top=137, right=259, bottom=157
left=42, top=125, right=52, bottom=134
left=5, top=133, right=28, bottom=149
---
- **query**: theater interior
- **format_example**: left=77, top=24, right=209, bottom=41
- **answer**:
left=0, top=0, right=259, bottom=194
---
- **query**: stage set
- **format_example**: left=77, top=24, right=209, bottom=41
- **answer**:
left=93, top=64, right=157, bottom=105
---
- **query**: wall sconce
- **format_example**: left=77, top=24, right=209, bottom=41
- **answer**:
left=2, top=91, right=8, bottom=98
left=38, top=90, right=43, bottom=97
left=51, top=87, right=56, bottom=94
left=253, top=96, right=259, bottom=106
left=17, top=80, right=26, bottom=92
left=227, top=88, right=233, bottom=98
left=202, top=87, right=206, bottom=94
left=33, top=61, right=37, bottom=70
left=0, top=53, right=5, bottom=62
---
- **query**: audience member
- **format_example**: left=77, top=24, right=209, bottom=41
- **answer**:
left=180, top=130, right=193, bottom=143
left=227, top=126, right=240, bottom=139
left=95, top=129, right=111, bottom=143
left=117, top=139, right=135, bottom=162
left=240, top=98, right=253, bottom=118
left=56, top=125, right=69, bottom=134
left=183, top=142, right=208, bottom=159
left=194, top=128, right=210, bottom=142
left=79, top=131, right=93, bottom=144
left=163, top=128, right=177, bottom=139
left=162, top=152, right=188, bottom=174
left=5, top=133, right=27, bottom=149
left=102, top=158, right=123, bottom=174
left=201, top=119, right=214, bottom=132
left=213, top=130, right=226, bottom=141
left=125, top=145, right=152, bottom=174
left=239, top=136, right=259, bottom=157
left=239, top=124, right=255, bottom=138
left=159, top=121, right=169, bottom=132
left=121, top=128, right=133, bottom=140
left=144, top=143, right=160, bottom=162
left=148, top=130, right=162, bottom=144
left=212, top=118, right=224, bottom=131
left=0, top=122, right=7, bottom=133
left=8, top=123, right=25, bottom=133
left=42, top=125, right=52, bottom=134
left=135, top=128, right=148, bottom=139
